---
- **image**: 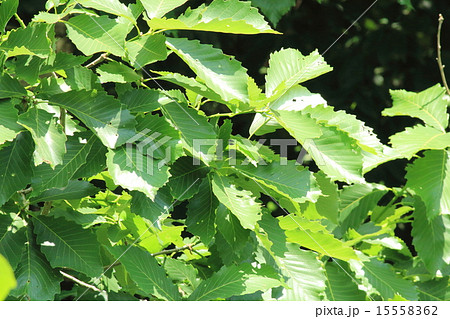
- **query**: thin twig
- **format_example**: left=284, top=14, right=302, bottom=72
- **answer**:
left=85, top=53, right=108, bottom=69
left=103, top=244, right=194, bottom=270
left=437, top=14, right=450, bottom=95
left=14, top=13, right=26, bottom=28
left=60, top=270, right=105, bottom=294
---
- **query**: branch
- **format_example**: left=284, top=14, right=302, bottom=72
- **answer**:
left=59, top=270, right=105, bottom=294
left=85, top=53, right=108, bottom=69
left=14, top=13, right=26, bottom=28
left=437, top=14, right=450, bottom=96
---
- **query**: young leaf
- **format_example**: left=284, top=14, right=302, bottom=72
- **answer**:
left=265, top=49, right=332, bottom=98
left=126, top=33, right=168, bottom=68
left=10, top=228, right=61, bottom=301
left=18, top=107, right=66, bottom=168
left=48, top=90, right=136, bottom=149
left=166, top=38, right=249, bottom=103
left=109, top=245, right=181, bottom=301
left=0, top=132, right=33, bottom=206
left=389, top=125, right=450, bottom=159
left=276, top=243, right=326, bottom=300
left=211, top=173, right=262, bottom=230
left=383, top=84, right=449, bottom=132
left=64, top=15, right=129, bottom=57
left=186, top=178, right=218, bottom=246
left=33, top=216, right=103, bottom=277
left=412, top=198, right=450, bottom=275
left=406, top=150, right=450, bottom=219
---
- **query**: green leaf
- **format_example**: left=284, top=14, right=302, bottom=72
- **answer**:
left=109, top=245, right=181, bottom=300
left=120, top=88, right=163, bottom=113
left=389, top=125, right=450, bottom=159
left=13, top=55, right=44, bottom=85
left=31, top=133, right=96, bottom=194
left=161, top=102, right=217, bottom=164
left=40, top=52, right=88, bottom=74
left=324, top=262, right=366, bottom=301
left=64, top=65, right=99, bottom=91
left=18, top=107, right=66, bottom=168
left=0, top=253, right=16, bottom=301
left=29, top=180, right=99, bottom=203
left=33, top=216, right=103, bottom=277
left=251, top=0, right=295, bottom=27
left=276, top=243, right=326, bottom=300
left=215, top=203, right=249, bottom=250
left=382, top=84, right=449, bottom=132
left=48, top=90, right=136, bottom=149
left=149, top=0, right=279, bottom=34
left=186, top=178, right=218, bottom=246
left=140, top=0, right=188, bottom=19
left=352, top=257, right=418, bottom=300
left=0, top=214, right=26, bottom=270
left=257, top=213, right=288, bottom=257
left=107, top=146, right=171, bottom=200
left=406, top=150, right=450, bottom=219
left=65, top=15, right=129, bottom=57
left=77, top=0, right=134, bottom=21
left=166, top=37, right=249, bottom=103
left=188, top=264, right=279, bottom=300
left=234, top=161, right=320, bottom=203
left=126, top=33, right=168, bottom=68
left=412, top=198, right=450, bottom=275
left=96, top=60, right=140, bottom=83
left=130, top=187, right=173, bottom=227
left=275, top=109, right=364, bottom=183
left=164, top=258, right=198, bottom=288
left=417, top=278, right=450, bottom=301
left=0, top=99, right=22, bottom=145
left=0, top=23, right=52, bottom=58
left=279, top=215, right=358, bottom=261
left=168, top=157, right=208, bottom=201
left=0, top=73, right=27, bottom=99
left=11, top=227, right=61, bottom=301
left=72, top=137, right=107, bottom=179
left=314, top=171, right=339, bottom=224
left=0, top=0, right=18, bottom=32
left=211, top=173, right=261, bottom=230
left=0, top=132, right=33, bottom=206
left=339, top=183, right=387, bottom=232
left=265, top=49, right=332, bottom=98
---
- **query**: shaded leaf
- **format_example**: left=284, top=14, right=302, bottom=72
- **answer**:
left=0, top=23, right=52, bottom=58
left=324, top=262, right=366, bottom=301
left=30, top=180, right=99, bottom=203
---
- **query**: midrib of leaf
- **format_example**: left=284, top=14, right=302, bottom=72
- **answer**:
left=341, top=193, right=370, bottom=212
left=396, top=94, right=445, bottom=132
left=324, top=271, right=336, bottom=301
left=130, top=38, right=160, bottom=56
left=33, top=218, right=91, bottom=270
left=39, top=134, right=95, bottom=189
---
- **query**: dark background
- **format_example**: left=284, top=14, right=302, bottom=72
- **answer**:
left=15, top=0, right=450, bottom=187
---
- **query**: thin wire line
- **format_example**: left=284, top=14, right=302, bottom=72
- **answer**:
left=252, top=180, right=374, bottom=301
left=71, top=1, right=199, bottom=125
left=75, top=178, right=201, bottom=300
